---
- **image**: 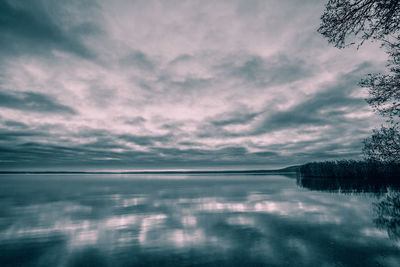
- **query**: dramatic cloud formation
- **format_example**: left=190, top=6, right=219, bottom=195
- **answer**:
left=0, top=0, right=388, bottom=170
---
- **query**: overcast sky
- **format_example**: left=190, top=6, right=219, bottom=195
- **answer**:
left=0, top=0, right=388, bottom=170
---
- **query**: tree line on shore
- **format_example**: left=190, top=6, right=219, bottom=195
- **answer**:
left=299, top=160, right=400, bottom=179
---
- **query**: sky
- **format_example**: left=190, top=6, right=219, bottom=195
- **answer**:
left=0, top=0, right=389, bottom=170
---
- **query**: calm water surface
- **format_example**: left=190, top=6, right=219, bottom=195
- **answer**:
left=0, top=173, right=399, bottom=266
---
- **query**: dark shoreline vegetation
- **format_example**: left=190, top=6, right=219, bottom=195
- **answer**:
left=297, top=176, right=400, bottom=194
left=299, top=160, right=400, bottom=179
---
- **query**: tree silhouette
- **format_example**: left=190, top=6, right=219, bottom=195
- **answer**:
left=319, top=0, right=400, bottom=162
left=363, top=125, right=400, bottom=162
left=318, top=0, right=400, bottom=48
left=361, top=42, right=400, bottom=118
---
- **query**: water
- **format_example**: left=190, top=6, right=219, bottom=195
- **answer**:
left=0, top=173, right=399, bottom=266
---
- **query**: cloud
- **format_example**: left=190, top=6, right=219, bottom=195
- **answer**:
left=221, top=54, right=314, bottom=88
left=254, top=74, right=366, bottom=134
left=0, top=0, right=98, bottom=59
left=120, top=51, right=155, bottom=72
left=0, top=0, right=388, bottom=170
left=210, top=111, right=261, bottom=127
left=118, top=134, right=172, bottom=146
left=0, top=90, right=76, bottom=114
left=3, top=120, right=29, bottom=129
left=248, top=63, right=378, bottom=139
left=0, top=129, right=44, bottom=141
left=123, top=117, right=146, bottom=125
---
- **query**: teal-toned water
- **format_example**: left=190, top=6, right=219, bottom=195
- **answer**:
left=0, top=173, right=399, bottom=266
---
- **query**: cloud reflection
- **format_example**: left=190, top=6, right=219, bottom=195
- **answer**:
left=1, top=174, right=400, bottom=266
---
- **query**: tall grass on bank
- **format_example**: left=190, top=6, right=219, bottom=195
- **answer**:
left=299, top=160, right=400, bottom=179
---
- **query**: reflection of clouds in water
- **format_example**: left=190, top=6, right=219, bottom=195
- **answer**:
left=227, top=216, right=255, bottom=227
left=123, top=197, right=147, bottom=207
left=71, top=229, right=98, bottom=247
left=138, top=214, right=167, bottom=246
left=168, top=229, right=206, bottom=248
left=0, top=200, right=149, bottom=248
left=181, top=216, right=197, bottom=227
left=1, top=203, right=210, bottom=251
left=1, top=175, right=400, bottom=267
left=109, top=194, right=147, bottom=207
left=195, top=196, right=330, bottom=218
left=0, top=192, right=378, bottom=251
left=361, top=227, right=388, bottom=239
left=286, top=238, right=310, bottom=263
left=105, top=215, right=138, bottom=229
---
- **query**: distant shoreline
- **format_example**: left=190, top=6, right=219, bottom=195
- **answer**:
left=0, top=166, right=300, bottom=175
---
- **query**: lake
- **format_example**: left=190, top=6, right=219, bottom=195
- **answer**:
left=0, top=173, right=399, bottom=266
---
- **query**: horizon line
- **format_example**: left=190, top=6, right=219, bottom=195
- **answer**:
left=0, top=166, right=300, bottom=175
